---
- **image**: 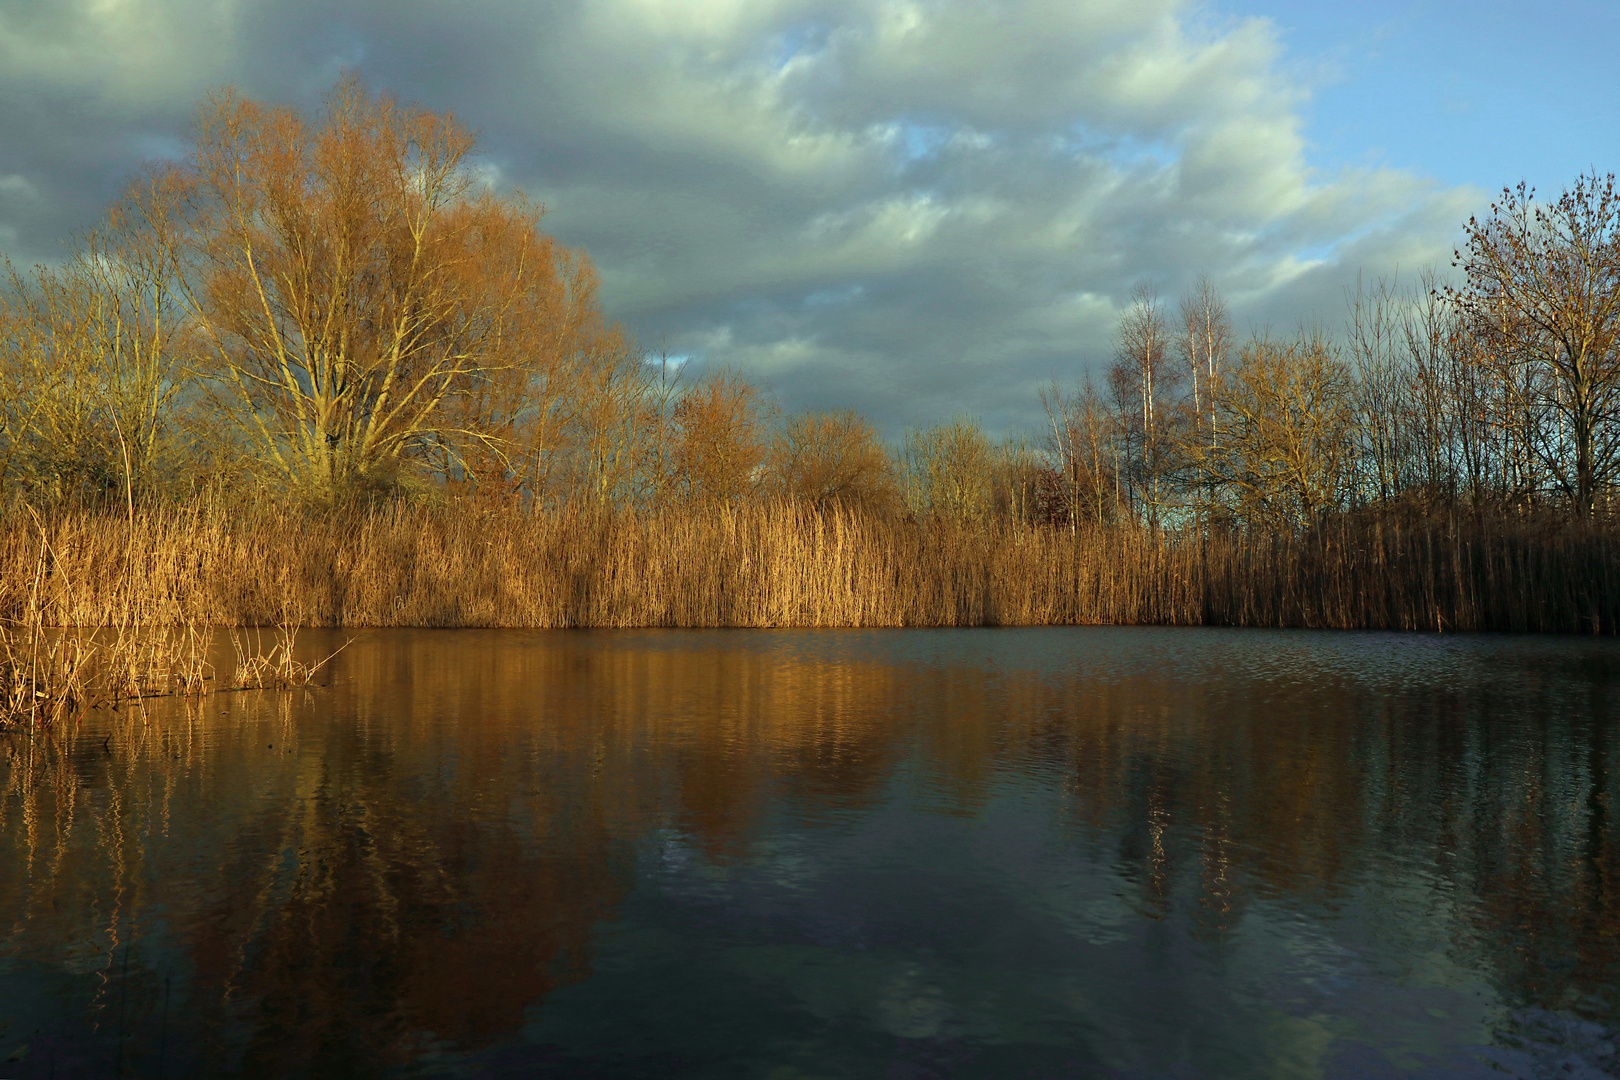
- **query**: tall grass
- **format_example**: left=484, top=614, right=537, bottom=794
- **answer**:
left=0, top=509, right=348, bottom=725
left=0, top=501, right=1613, bottom=634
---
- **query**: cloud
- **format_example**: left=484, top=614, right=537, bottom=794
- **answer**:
left=0, top=0, right=1478, bottom=434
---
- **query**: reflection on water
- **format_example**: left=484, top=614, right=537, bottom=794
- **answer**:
left=2, top=628, right=1618, bottom=1078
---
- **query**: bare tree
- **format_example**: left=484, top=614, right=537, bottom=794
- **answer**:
left=1109, top=284, right=1181, bottom=527
left=900, top=416, right=995, bottom=524
left=126, top=76, right=618, bottom=500
left=1192, top=333, right=1357, bottom=529
left=1177, top=277, right=1231, bottom=519
left=764, top=409, right=896, bottom=512
left=1039, top=376, right=1119, bottom=526
left=670, top=371, right=773, bottom=508
left=1179, top=276, right=1231, bottom=453
left=992, top=434, right=1043, bottom=524
left=1346, top=274, right=1410, bottom=505
left=1400, top=271, right=1499, bottom=508
left=0, top=221, right=194, bottom=504
left=1451, top=173, right=1620, bottom=517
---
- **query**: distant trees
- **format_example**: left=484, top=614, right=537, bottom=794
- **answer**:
left=1055, top=272, right=1508, bottom=532
left=1024, top=174, right=1620, bottom=533
left=2, top=90, right=1617, bottom=541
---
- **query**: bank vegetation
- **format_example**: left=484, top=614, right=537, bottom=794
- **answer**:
left=2, top=78, right=1619, bottom=664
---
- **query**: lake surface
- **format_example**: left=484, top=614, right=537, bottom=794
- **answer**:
left=2, top=627, right=1619, bottom=1078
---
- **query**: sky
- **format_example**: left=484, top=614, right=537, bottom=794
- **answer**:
left=0, top=0, right=1614, bottom=436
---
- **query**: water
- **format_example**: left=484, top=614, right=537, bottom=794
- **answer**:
left=2, top=627, right=1618, bottom=1079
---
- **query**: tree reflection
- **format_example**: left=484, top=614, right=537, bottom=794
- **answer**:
left=1, top=629, right=1618, bottom=1075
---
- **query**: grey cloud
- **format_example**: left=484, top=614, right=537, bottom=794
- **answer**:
left=0, top=0, right=1477, bottom=436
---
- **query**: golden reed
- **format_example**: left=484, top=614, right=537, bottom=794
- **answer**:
left=0, top=501, right=1613, bottom=633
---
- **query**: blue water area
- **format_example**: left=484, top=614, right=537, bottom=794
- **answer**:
left=1, top=627, right=1617, bottom=1078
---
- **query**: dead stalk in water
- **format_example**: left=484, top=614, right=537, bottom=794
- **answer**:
left=231, top=623, right=350, bottom=690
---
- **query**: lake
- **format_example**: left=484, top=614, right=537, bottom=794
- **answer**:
left=1, top=627, right=1617, bottom=1078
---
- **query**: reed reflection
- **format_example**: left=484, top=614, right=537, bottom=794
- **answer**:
left=0, top=628, right=1616, bottom=1077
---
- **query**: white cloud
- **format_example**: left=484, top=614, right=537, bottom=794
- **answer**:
left=0, top=0, right=1477, bottom=434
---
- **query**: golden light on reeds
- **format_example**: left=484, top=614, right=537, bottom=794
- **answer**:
left=0, top=502, right=1611, bottom=639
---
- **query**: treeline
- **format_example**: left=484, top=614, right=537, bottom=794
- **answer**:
left=1045, top=181, right=1620, bottom=533
left=1, top=78, right=1618, bottom=632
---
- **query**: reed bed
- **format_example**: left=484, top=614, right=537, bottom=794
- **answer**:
left=0, top=501, right=1612, bottom=634
left=0, top=616, right=341, bottom=726
left=0, top=510, right=347, bottom=725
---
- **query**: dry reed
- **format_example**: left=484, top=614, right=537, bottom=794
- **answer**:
left=229, top=623, right=349, bottom=690
left=0, top=517, right=209, bottom=725
left=0, top=501, right=1612, bottom=635
left=0, top=511, right=351, bottom=726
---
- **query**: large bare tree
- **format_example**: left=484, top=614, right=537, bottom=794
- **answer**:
left=128, top=76, right=620, bottom=498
